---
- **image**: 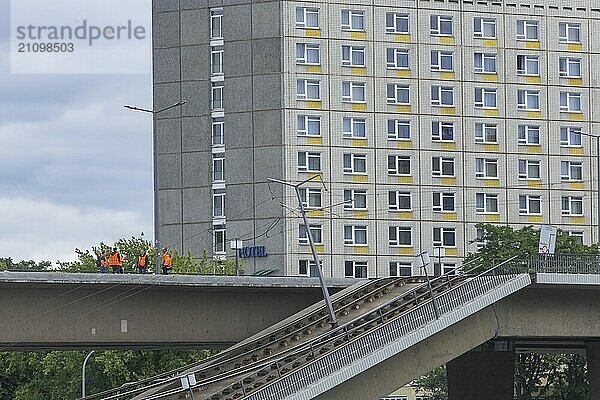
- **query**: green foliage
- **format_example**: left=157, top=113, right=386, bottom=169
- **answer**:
left=171, top=249, right=241, bottom=275
left=414, top=366, right=447, bottom=400
left=0, top=258, right=51, bottom=272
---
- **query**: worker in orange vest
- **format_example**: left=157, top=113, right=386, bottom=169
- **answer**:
left=137, top=250, right=148, bottom=274
left=108, top=247, right=124, bottom=274
left=161, top=247, right=173, bottom=275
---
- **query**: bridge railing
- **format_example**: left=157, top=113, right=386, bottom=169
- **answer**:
left=525, top=254, right=600, bottom=274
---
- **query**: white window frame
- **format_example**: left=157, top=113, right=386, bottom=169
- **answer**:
left=296, top=79, right=321, bottom=100
left=431, top=85, right=454, bottom=107
left=430, top=15, right=453, bottom=36
left=297, top=115, right=321, bottom=137
left=386, top=48, right=409, bottom=70
left=299, top=187, right=322, bottom=209
left=518, top=125, right=541, bottom=145
left=213, top=153, right=225, bottom=182
left=475, top=158, right=499, bottom=179
left=298, top=259, right=320, bottom=276
left=341, top=45, right=365, bottom=67
left=386, top=12, right=409, bottom=34
left=561, top=196, right=583, bottom=216
left=431, top=50, right=454, bottom=72
left=474, top=17, right=496, bottom=39
left=519, top=195, right=542, bottom=215
left=432, top=156, right=455, bottom=177
left=343, top=153, right=367, bottom=175
left=388, top=155, right=412, bottom=176
left=296, top=43, right=320, bottom=65
left=342, top=117, right=366, bottom=138
left=475, top=193, right=499, bottom=214
left=431, top=121, right=454, bottom=142
left=474, top=87, right=497, bottom=109
left=386, top=83, right=410, bottom=105
left=299, top=224, right=323, bottom=245
left=387, top=119, right=411, bottom=141
left=559, top=22, right=581, bottom=44
left=389, top=262, right=412, bottom=277
left=432, top=192, right=455, bottom=213
left=210, top=9, right=223, bottom=40
left=213, top=225, right=226, bottom=254
left=296, top=7, right=319, bottom=29
left=341, top=9, right=365, bottom=32
left=211, top=46, right=223, bottom=75
left=517, top=89, right=541, bottom=111
left=388, top=191, right=412, bottom=211
left=560, top=92, right=582, bottom=113
left=344, top=225, right=368, bottom=245
left=213, top=189, right=225, bottom=217
left=212, top=117, right=225, bottom=146
left=212, top=81, right=224, bottom=110
left=516, top=20, right=539, bottom=41
left=559, top=57, right=582, bottom=78
left=297, top=151, right=321, bottom=172
left=344, top=260, right=368, bottom=278
left=560, top=127, right=582, bottom=147
left=518, top=159, right=541, bottom=180
left=561, top=161, right=583, bottom=182
left=389, top=226, right=412, bottom=247
left=516, top=54, right=540, bottom=76
left=474, top=122, right=498, bottom=144
left=567, top=231, right=584, bottom=245
left=474, top=53, right=497, bottom=74
left=343, top=189, right=367, bottom=210
left=433, top=227, right=456, bottom=248
left=342, top=81, right=366, bottom=103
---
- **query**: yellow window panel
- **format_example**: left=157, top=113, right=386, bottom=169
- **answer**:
left=351, top=31, right=367, bottom=40
left=485, top=214, right=500, bottom=222
left=306, top=101, right=322, bottom=109
left=442, top=213, right=457, bottom=221
left=527, top=215, right=543, bottom=223
left=484, top=179, right=500, bottom=187
left=351, top=103, right=367, bottom=112
left=483, top=39, right=497, bottom=47
left=306, top=137, right=323, bottom=145
left=570, top=216, right=585, bottom=224
left=568, top=78, right=583, bottom=87
left=397, top=176, right=413, bottom=184
left=439, top=71, right=455, bottom=80
left=307, top=210, right=324, bottom=217
left=353, top=246, right=370, bottom=254
left=525, top=41, right=541, bottom=49
left=484, top=109, right=499, bottom=117
left=526, top=111, right=542, bottom=119
left=351, top=67, right=367, bottom=75
left=396, top=141, right=412, bottom=149
left=441, top=177, right=456, bottom=186
left=568, top=147, right=584, bottom=156
left=396, top=105, right=412, bottom=113
left=396, top=70, right=411, bottom=78
left=439, top=36, right=454, bottom=45
left=353, top=210, right=368, bottom=219
left=352, top=175, right=369, bottom=183
left=570, top=182, right=585, bottom=190
left=398, top=247, right=414, bottom=256
left=483, top=144, right=500, bottom=152
left=527, top=145, right=542, bottom=154
left=439, top=107, right=456, bottom=115
left=526, top=76, right=542, bottom=84
left=304, top=65, right=321, bottom=73
left=568, top=113, right=584, bottom=121
left=568, top=43, right=583, bottom=52
left=527, top=180, right=543, bottom=188
left=483, top=74, right=498, bottom=82
left=397, top=211, right=413, bottom=220
left=445, top=248, right=458, bottom=257
left=351, top=138, right=368, bottom=147
left=395, top=34, right=411, bottom=42
left=441, top=142, right=456, bottom=150
left=305, top=29, right=320, bottom=37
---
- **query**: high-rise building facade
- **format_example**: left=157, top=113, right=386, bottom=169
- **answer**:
left=153, top=0, right=600, bottom=278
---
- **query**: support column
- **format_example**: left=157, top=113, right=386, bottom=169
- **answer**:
left=447, top=349, right=514, bottom=400
left=587, top=342, right=600, bottom=399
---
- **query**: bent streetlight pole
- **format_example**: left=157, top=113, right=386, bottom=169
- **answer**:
left=268, top=176, right=338, bottom=327
left=82, top=350, right=95, bottom=399
left=124, top=101, right=187, bottom=274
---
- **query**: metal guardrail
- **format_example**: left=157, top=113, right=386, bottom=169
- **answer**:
left=524, top=254, right=600, bottom=274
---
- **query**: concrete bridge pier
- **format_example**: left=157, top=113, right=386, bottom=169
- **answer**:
left=587, top=342, right=600, bottom=399
left=447, top=347, right=515, bottom=400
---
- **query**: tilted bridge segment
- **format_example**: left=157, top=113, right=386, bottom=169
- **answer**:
left=86, top=254, right=600, bottom=400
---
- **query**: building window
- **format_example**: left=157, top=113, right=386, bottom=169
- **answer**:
left=296, top=7, right=319, bottom=29
left=567, top=231, right=584, bottom=245
left=433, top=227, right=456, bottom=247
left=297, top=79, right=321, bottom=100
left=386, top=83, right=410, bottom=105
left=475, top=123, right=498, bottom=144
left=296, top=43, right=320, bottom=65
left=431, top=50, right=453, bottom=71
left=341, top=9, right=365, bottom=31
left=213, top=153, right=225, bottom=182
left=432, top=157, right=455, bottom=177
left=431, top=86, right=454, bottom=107
left=561, top=196, right=583, bottom=216
left=212, top=117, right=225, bottom=146
left=474, top=53, right=497, bottom=73
left=518, top=125, right=540, bottom=145
left=212, top=81, right=224, bottom=110
left=432, top=121, right=454, bottom=142
left=343, top=189, right=367, bottom=210
left=432, top=192, right=455, bottom=212
left=297, top=151, right=321, bottom=172
left=517, top=90, right=540, bottom=111
left=519, top=195, right=541, bottom=215
left=389, top=191, right=412, bottom=211
left=434, top=263, right=457, bottom=276
left=516, top=20, right=539, bottom=41
left=299, top=188, right=322, bottom=209
left=474, top=17, right=496, bottom=39
left=389, top=262, right=412, bottom=277
left=386, top=48, right=409, bottom=70
left=476, top=227, right=487, bottom=249
left=475, top=158, right=498, bottom=179
left=386, top=12, right=409, bottom=34
left=298, top=259, right=322, bottom=277
left=214, top=225, right=226, bottom=254
left=474, top=87, right=497, bottom=108
left=560, top=127, right=582, bottom=147
left=559, top=57, right=581, bottom=78
left=475, top=193, right=499, bottom=214
left=560, top=92, right=582, bottom=113
left=342, top=117, right=366, bottom=138
left=341, top=45, right=365, bottom=67
left=345, top=260, right=368, bottom=278
left=559, top=22, right=581, bottom=43
left=211, top=46, right=223, bottom=75
left=389, top=226, right=412, bottom=247
left=430, top=15, right=453, bottom=36
left=387, top=119, right=411, bottom=140
left=343, top=153, right=367, bottom=174
left=297, top=115, right=321, bottom=137
left=213, top=189, right=225, bottom=217
left=388, top=155, right=411, bottom=176
left=299, top=224, right=322, bottom=245
left=561, top=161, right=583, bottom=181
left=344, top=225, right=368, bottom=245
left=210, top=9, right=223, bottom=40
left=518, top=159, right=541, bottom=180
left=516, top=55, right=539, bottom=76
left=342, top=81, right=366, bottom=103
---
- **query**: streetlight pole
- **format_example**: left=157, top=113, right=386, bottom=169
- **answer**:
left=82, top=350, right=95, bottom=399
left=268, top=176, right=338, bottom=327
left=124, top=101, right=187, bottom=274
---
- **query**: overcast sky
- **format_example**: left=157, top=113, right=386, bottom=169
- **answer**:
left=0, top=0, right=155, bottom=262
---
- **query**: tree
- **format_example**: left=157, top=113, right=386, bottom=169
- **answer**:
left=414, top=366, right=447, bottom=399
